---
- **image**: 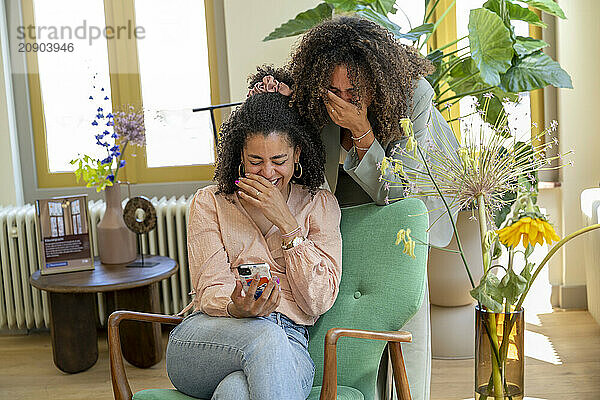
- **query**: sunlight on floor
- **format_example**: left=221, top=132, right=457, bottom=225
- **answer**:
left=524, top=329, right=562, bottom=365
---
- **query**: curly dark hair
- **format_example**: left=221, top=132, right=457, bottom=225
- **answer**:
left=288, top=16, right=435, bottom=143
left=214, top=66, right=325, bottom=196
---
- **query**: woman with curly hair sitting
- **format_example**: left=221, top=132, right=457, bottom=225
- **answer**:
left=166, top=67, right=341, bottom=400
left=288, top=16, right=459, bottom=248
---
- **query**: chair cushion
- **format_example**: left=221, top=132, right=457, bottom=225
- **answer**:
left=307, top=385, right=364, bottom=400
left=133, top=389, right=203, bottom=400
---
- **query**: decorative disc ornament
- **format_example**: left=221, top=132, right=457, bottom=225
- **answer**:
left=123, top=196, right=157, bottom=234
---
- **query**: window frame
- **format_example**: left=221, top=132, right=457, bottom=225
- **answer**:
left=427, top=0, right=544, bottom=140
left=22, top=0, right=222, bottom=189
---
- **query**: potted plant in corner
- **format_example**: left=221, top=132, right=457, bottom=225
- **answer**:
left=71, top=85, right=146, bottom=265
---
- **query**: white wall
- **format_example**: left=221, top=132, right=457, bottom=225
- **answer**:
left=556, top=0, right=600, bottom=288
left=222, top=0, right=319, bottom=100
left=0, top=0, right=22, bottom=206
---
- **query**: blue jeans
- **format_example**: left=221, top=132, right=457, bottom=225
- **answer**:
left=166, top=312, right=315, bottom=400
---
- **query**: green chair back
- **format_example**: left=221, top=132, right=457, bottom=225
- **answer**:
left=307, top=199, right=429, bottom=400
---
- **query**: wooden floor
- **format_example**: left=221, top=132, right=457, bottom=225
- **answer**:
left=0, top=310, right=599, bottom=399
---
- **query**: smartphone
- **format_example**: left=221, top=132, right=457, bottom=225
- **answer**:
left=236, top=263, right=272, bottom=299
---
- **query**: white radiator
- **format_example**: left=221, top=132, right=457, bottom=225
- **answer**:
left=0, top=195, right=193, bottom=331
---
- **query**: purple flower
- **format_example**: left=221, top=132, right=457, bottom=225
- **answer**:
left=89, top=96, right=93, bottom=100
left=113, top=106, right=146, bottom=146
left=97, top=107, right=103, bottom=112
left=107, top=174, right=114, bottom=182
left=119, top=160, right=126, bottom=168
left=101, top=156, right=113, bottom=165
left=91, top=120, right=98, bottom=126
left=111, top=133, right=118, bottom=139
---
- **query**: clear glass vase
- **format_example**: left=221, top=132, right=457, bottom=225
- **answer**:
left=475, top=305, right=524, bottom=400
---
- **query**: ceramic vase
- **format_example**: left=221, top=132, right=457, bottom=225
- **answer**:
left=475, top=306, right=525, bottom=400
left=97, top=182, right=137, bottom=265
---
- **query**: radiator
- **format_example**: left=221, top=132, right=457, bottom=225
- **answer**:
left=0, top=195, right=193, bottom=331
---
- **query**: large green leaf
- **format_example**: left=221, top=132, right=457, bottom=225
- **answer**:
left=372, top=0, right=397, bottom=15
left=512, top=0, right=566, bottom=19
left=325, top=0, right=362, bottom=12
left=471, top=273, right=504, bottom=312
left=263, top=3, right=332, bottom=41
left=400, top=23, right=434, bottom=41
left=514, top=36, right=548, bottom=56
left=355, top=6, right=403, bottom=37
left=500, top=269, right=528, bottom=304
left=468, top=8, right=514, bottom=86
left=484, top=0, right=547, bottom=27
left=500, top=51, right=573, bottom=92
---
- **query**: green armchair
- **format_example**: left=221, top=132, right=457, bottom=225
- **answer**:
left=109, top=199, right=429, bottom=400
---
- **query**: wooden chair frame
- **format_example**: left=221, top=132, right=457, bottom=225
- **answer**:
left=108, top=310, right=413, bottom=400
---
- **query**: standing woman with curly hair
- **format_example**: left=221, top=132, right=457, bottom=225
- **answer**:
left=166, top=67, right=341, bottom=400
left=288, top=16, right=458, bottom=248
left=288, top=16, right=458, bottom=400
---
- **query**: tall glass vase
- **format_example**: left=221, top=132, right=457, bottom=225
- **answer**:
left=475, top=306, right=524, bottom=400
left=97, top=182, right=137, bottom=265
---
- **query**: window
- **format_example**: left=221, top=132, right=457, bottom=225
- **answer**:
left=71, top=199, right=82, bottom=234
left=22, top=0, right=220, bottom=188
left=455, top=0, right=534, bottom=142
left=48, top=201, right=64, bottom=237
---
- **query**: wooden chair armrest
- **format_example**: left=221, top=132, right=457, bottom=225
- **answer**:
left=320, top=328, right=413, bottom=400
left=108, top=311, right=183, bottom=400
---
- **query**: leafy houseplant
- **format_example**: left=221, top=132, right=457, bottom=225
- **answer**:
left=264, top=0, right=572, bottom=127
left=383, top=97, right=600, bottom=399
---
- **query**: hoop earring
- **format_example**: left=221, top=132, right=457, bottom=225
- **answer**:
left=238, top=163, right=245, bottom=177
left=293, top=162, right=303, bottom=179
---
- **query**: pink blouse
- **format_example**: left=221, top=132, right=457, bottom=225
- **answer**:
left=186, top=184, right=342, bottom=326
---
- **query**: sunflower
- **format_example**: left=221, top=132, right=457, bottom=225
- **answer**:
left=497, top=217, right=560, bottom=248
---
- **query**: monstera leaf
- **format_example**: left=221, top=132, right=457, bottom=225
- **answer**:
left=500, top=50, right=573, bottom=92
left=468, top=8, right=514, bottom=86
left=263, top=3, right=332, bottom=41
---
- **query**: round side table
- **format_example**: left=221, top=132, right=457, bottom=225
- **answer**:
left=30, top=255, right=178, bottom=373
